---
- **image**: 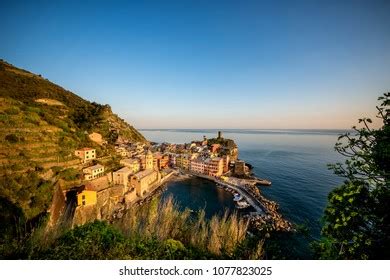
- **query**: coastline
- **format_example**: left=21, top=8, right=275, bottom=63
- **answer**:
left=143, top=168, right=294, bottom=233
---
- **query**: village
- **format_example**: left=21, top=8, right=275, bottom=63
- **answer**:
left=59, top=131, right=292, bottom=232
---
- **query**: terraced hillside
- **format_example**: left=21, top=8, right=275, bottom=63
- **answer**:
left=0, top=59, right=146, bottom=221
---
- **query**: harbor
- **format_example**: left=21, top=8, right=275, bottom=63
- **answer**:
left=185, top=171, right=294, bottom=232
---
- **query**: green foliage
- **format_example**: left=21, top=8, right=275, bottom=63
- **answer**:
left=118, top=196, right=252, bottom=258
left=314, top=93, right=390, bottom=259
left=0, top=195, right=267, bottom=260
left=4, top=107, right=20, bottom=115
left=0, top=113, right=9, bottom=123
left=208, top=137, right=237, bottom=149
left=70, top=102, right=105, bottom=130
left=5, top=134, right=21, bottom=143
left=25, top=221, right=212, bottom=260
left=107, top=129, right=119, bottom=144
left=0, top=171, right=54, bottom=220
left=58, top=168, right=80, bottom=181
left=39, top=221, right=125, bottom=259
left=0, top=59, right=149, bottom=258
left=51, top=166, right=63, bottom=174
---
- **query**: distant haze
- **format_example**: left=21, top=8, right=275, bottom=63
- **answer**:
left=1, top=0, right=389, bottom=129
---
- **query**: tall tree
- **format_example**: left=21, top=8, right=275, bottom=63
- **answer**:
left=313, top=93, right=389, bottom=259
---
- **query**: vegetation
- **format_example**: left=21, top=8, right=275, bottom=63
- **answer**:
left=0, top=196, right=265, bottom=260
left=0, top=171, right=54, bottom=220
left=313, top=93, right=390, bottom=259
left=0, top=59, right=147, bottom=227
left=208, top=137, right=237, bottom=149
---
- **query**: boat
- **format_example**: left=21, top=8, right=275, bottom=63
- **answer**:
left=236, top=200, right=250, bottom=209
left=216, top=184, right=223, bottom=189
left=233, top=193, right=242, bottom=201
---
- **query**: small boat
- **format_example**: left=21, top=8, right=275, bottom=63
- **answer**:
left=233, top=193, right=242, bottom=201
left=216, top=184, right=223, bottom=189
left=236, top=200, right=250, bottom=209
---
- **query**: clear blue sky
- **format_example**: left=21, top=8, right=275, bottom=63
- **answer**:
left=1, top=0, right=389, bottom=129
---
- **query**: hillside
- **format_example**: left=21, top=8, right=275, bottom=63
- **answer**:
left=0, top=59, right=146, bottom=220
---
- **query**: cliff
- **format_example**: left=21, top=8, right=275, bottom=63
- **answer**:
left=0, top=59, right=146, bottom=220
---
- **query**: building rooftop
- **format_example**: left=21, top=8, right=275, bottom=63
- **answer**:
left=120, top=158, right=140, bottom=164
left=78, top=182, right=100, bottom=192
left=132, top=169, right=154, bottom=180
left=114, top=167, right=132, bottom=173
left=87, top=164, right=104, bottom=170
left=77, top=147, right=95, bottom=151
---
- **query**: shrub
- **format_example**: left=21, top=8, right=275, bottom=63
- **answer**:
left=5, top=134, right=19, bottom=143
left=0, top=114, right=9, bottom=123
left=58, top=168, right=80, bottom=181
left=4, top=107, right=20, bottom=115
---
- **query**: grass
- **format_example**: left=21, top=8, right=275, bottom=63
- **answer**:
left=118, top=196, right=250, bottom=257
left=0, top=196, right=265, bottom=260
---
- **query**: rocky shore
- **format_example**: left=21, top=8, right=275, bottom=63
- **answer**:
left=242, top=183, right=294, bottom=232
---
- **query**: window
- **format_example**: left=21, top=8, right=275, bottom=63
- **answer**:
left=82, top=201, right=86, bottom=206
left=82, top=195, right=85, bottom=199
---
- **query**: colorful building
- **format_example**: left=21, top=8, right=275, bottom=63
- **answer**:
left=153, top=153, right=170, bottom=170
left=222, top=155, right=230, bottom=173
left=210, top=144, right=221, bottom=153
left=145, top=150, right=154, bottom=170
left=190, top=158, right=206, bottom=174
left=130, top=169, right=160, bottom=197
left=83, top=164, right=104, bottom=180
left=74, top=148, right=96, bottom=163
left=206, top=157, right=224, bottom=177
left=77, top=184, right=97, bottom=206
left=176, top=154, right=190, bottom=170
left=113, top=167, right=132, bottom=188
left=120, top=158, right=141, bottom=174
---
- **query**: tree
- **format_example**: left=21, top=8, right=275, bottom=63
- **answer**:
left=313, top=93, right=389, bottom=259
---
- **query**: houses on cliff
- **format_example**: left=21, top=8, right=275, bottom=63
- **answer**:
left=68, top=131, right=249, bottom=225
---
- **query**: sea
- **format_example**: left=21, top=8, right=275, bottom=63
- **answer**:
left=139, top=128, right=346, bottom=259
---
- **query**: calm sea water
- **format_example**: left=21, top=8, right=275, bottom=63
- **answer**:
left=140, top=129, right=345, bottom=258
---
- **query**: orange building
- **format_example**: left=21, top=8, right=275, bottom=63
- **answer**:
left=222, top=155, right=230, bottom=173
left=153, top=153, right=169, bottom=170
left=210, top=144, right=221, bottom=153
left=206, top=157, right=224, bottom=177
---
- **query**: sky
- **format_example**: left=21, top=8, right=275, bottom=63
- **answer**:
left=1, top=0, right=389, bottom=129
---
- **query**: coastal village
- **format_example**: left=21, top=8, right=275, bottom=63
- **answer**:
left=54, top=131, right=292, bottom=233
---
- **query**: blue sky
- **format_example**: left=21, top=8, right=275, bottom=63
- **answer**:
left=1, top=0, right=389, bottom=129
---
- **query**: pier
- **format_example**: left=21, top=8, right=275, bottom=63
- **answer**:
left=187, top=171, right=293, bottom=232
left=216, top=180, right=265, bottom=214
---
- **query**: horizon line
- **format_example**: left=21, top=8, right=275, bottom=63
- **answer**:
left=138, top=128, right=354, bottom=131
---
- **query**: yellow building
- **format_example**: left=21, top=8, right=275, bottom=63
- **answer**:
left=145, top=150, right=154, bottom=170
left=176, top=154, right=190, bottom=170
left=120, top=158, right=141, bottom=174
left=77, top=184, right=97, bottom=206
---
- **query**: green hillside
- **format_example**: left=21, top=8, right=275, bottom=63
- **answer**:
left=0, top=59, right=146, bottom=221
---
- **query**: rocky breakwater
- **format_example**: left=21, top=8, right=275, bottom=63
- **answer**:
left=243, top=184, right=294, bottom=232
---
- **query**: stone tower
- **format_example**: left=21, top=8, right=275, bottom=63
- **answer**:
left=145, top=150, right=154, bottom=170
